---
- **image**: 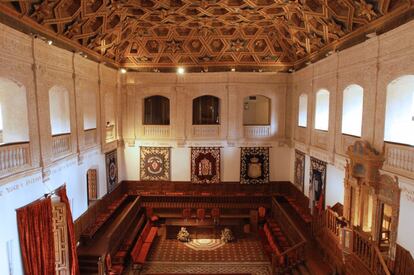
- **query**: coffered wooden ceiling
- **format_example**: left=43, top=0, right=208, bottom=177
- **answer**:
left=1, top=0, right=413, bottom=72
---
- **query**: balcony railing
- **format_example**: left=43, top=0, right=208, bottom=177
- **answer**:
left=84, top=128, right=97, bottom=147
left=192, top=125, right=220, bottom=138
left=52, top=134, right=72, bottom=159
left=0, top=142, right=30, bottom=173
left=383, top=142, right=414, bottom=178
left=143, top=125, right=170, bottom=138
left=244, top=125, right=271, bottom=138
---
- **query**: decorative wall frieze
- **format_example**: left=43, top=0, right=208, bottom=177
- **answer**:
left=0, top=24, right=33, bottom=63
left=309, top=146, right=334, bottom=164
left=0, top=168, right=42, bottom=191
left=294, top=141, right=309, bottom=154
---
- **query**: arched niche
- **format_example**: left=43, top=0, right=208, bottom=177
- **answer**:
left=298, top=93, right=308, bottom=127
left=192, top=95, right=220, bottom=125
left=143, top=95, right=170, bottom=125
left=314, top=89, right=330, bottom=131
left=49, top=85, right=71, bottom=135
left=384, top=75, right=414, bottom=146
left=342, top=84, right=364, bottom=137
left=0, top=77, right=30, bottom=143
left=243, top=95, right=270, bottom=126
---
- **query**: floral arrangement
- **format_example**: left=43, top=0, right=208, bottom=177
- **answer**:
left=177, top=227, right=191, bottom=242
left=221, top=227, right=235, bottom=243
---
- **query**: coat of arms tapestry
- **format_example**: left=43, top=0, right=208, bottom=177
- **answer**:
left=105, top=149, right=118, bottom=193
left=240, top=147, right=269, bottom=184
left=309, top=157, right=327, bottom=213
left=294, top=150, right=305, bottom=192
left=140, top=147, right=170, bottom=181
left=191, top=147, right=220, bottom=184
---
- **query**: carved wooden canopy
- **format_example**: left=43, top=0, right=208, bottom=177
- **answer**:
left=1, top=0, right=413, bottom=72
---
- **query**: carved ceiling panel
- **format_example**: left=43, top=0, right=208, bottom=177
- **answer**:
left=1, top=0, right=413, bottom=72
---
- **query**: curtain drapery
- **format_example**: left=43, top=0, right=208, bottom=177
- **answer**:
left=17, top=197, right=55, bottom=275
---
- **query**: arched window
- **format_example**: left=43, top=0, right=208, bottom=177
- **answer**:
left=384, top=75, right=414, bottom=146
left=298, top=94, right=308, bottom=127
left=192, top=95, right=220, bottom=125
left=314, top=89, right=330, bottom=131
left=144, top=95, right=170, bottom=125
left=0, top=78, right=29, bottom=144
left=342, top=85, right=364, bottom=136
left=83, top=90, right=97, bottom=130
left=243, top=95, right=270, bottom=125
left=49, top=86, right=71, bottom=135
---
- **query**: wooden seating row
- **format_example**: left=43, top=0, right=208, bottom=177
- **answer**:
left=131, top=220, right=158, bottom=267
left=285, top=196, right=312, bottom=224
left=81, top=194, right=129, bottom=240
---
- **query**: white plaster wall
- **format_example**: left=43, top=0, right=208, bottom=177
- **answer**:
left=326, top=164, right=345, bottom=207
left=398, top=178, right=414, bottom=254
left=0, top=149, right=106, bottom=275
left=122, top=145, right=292, bottom=182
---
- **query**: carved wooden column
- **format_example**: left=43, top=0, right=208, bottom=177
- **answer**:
left=52, top=200, right=69, bottom=275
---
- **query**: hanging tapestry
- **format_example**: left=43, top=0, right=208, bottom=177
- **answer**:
left=105, top=149, right=118, bottom=193
left=140, top=146, right=170, bottom=181
left=294, top=150, right=306, bottom=192
left=309, top=157, right=327, bottom=213
left=240, top=147, right=269, bottom=184
left=191, top=147, right=220, bottom=184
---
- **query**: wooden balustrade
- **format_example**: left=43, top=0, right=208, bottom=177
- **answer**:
left=84, top=128, right=97, bottom=146
left=0, top=142, right=30, bottom=173
left=52, top=134, right=72, bottom=159
left=271, top=197, right=307, bottom=274
left=352, top=229, right=390, bottom=275
left=394, top=244, right=414, bottom=275
left=192, top=125, right=220, bottom=138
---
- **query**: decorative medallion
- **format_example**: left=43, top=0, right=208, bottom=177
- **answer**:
left=191, top=147, right=220, bottom=184
left=105, top=149, right=118, bottom=193
left=240, top=147, right=269, bottom=184
left=140, top=147, right=170, bottom=181
left=294, top=150, right=305, bottom=192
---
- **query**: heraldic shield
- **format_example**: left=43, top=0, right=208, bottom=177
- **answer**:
left=240, top=147, right=269, bottom=184
left=191, top=147, right=220, bottom=184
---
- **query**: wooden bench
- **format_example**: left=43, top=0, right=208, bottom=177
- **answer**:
left=285, top=196, right=312, bottom=224
left=81, top=194, right=129, bottom=241
left=131, top=221, right=158, bottom=267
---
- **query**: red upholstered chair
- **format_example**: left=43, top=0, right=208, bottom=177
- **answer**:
left=258, top=206, right=266, bottom=218
left=105, top=253, right=123, bottom=275
left=197, top=208, right=206, bottom=221
left=146, top=207, right=159, bottom=224
left=211, top=208, right=220, bottom=224
left=182, top=208, right=191, bottom=220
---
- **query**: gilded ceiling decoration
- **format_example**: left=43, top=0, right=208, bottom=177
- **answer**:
left=1, top=0, right=413, bottom=72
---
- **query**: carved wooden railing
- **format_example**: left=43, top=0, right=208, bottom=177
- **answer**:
left=84, top=128, right=97, bottom=147
left=143, top=125, right=170, bottom=138
left=192, top=125, right=220, bottom=138
left=271, top=197, right=307, bottom=274
left=244, top=125, right=271, bottom=138
left=394, top=244, right=414, bottom=275
left=383, top=142, right=414, bottom=179
left=352, top=230, right=390, bottom=275
left=52, top=134, right=72, bottom=159
left=0, top=142, right=30, bottom=173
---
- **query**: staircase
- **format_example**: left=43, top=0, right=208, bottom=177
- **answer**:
left=78, top=254, right=100, bottom=275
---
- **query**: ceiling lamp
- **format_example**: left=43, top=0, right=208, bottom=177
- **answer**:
left=120, top=68, right=127, bottom=74
left=177, top=67, right=185, bottom=74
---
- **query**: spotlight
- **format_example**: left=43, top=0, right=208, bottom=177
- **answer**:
left=231, top=68, right=236, bottom=72
left=306, top=61, right=312, bottom=66
left=177, top=67, right=185, bottom=74
left=47, top=40, right=53, bottom=45
left=366, top=32, right=377, bottom=39
left=120, top=68, right=127, bottom=74
left=288, top=68, right=295, bottom=73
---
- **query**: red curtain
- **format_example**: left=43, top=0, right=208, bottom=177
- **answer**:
left=17, top=197, right=55, bottom=275
left=58, top=186, right=80, bottom=275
